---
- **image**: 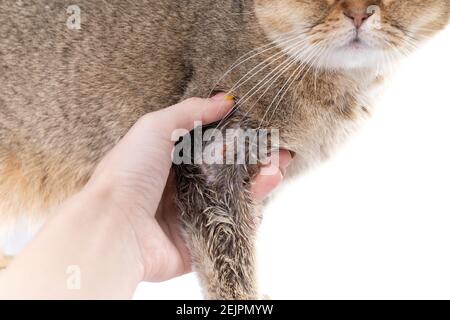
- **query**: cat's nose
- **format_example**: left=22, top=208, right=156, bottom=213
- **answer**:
left=343, top=7, right=373, bottom=28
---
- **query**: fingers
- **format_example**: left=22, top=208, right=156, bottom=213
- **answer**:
left=252, top=149, right=293, bottom=202
left=251, top=168, right=283, bottom=202
left=144, top=93, right=235, bottom=134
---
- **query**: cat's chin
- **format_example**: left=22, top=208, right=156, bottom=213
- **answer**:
left=296, top=46, right=388, bottom=72
left=275, top=36, right=390, bottom=72
left=323, top=48, right=385, bottom=71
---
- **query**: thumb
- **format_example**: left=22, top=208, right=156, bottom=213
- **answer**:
left=144, top=93, right=235, bottom=135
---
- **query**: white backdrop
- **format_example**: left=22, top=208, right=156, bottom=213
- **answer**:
left=134, top=26, right=450, bottom=300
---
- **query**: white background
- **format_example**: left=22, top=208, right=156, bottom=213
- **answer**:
left=134, top=26, right=450, bottom=300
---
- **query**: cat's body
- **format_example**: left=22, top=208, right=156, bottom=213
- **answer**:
left=0, top=0, right=448, bottom=298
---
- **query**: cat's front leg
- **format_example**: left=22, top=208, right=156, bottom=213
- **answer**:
left=172, top=105, right=277, bottom=299
left=175, top=161, right=260, bottom=300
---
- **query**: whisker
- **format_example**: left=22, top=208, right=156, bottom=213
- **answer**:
left=222, top=40, right=310, bottom=113
left=258, top=46, right=319, bottom=127
left=208, top=31, right=308, bottom=97
left=237, top=48, right=310, bottom=125
left=214, top=57, right=295, bottom=130
left=214, top=41, right=313, bottom=130
left=228, top=37, right=309, bottom=94
left=264, top=45, right=327, bottom=128
left=243, top=50, right=315, bottom=154
left=233, top=48, right=305, bottom=108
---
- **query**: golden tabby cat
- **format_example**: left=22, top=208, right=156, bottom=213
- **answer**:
left=0, top=0, right=448, bottom=299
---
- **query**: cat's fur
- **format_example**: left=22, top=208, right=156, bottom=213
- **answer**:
left=0, top=0, right=448, bottom=299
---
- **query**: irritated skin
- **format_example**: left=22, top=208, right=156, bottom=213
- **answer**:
left=0, top=0, right=448, bottom=299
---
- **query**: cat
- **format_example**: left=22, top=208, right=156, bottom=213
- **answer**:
left=0, top=0, right=448, bottom=299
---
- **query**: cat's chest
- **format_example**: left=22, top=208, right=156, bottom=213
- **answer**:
left=280, top=89, right=375, bottom=175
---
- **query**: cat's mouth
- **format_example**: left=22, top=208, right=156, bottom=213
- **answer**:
left=348, top=37, right=368, bottom=49
left=341, top=35, right=370, bottom=51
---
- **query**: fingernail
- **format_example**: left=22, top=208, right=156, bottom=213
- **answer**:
left=211, top=92, right=234, bottom=102
left=224, top=94, right=235, bottom=101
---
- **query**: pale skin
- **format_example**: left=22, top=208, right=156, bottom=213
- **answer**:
left=0, top=94, right=292, bottom=299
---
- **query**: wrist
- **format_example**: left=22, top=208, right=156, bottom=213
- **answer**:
left=71, top=185, right=147, bottom=290
left=83, top=173, right=184, bottom=283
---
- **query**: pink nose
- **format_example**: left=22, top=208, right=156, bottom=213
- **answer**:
left=344, top=9, right=372, bottom=28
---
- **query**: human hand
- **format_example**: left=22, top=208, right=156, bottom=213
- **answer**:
left=85, top=94, right=293, bottom=282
